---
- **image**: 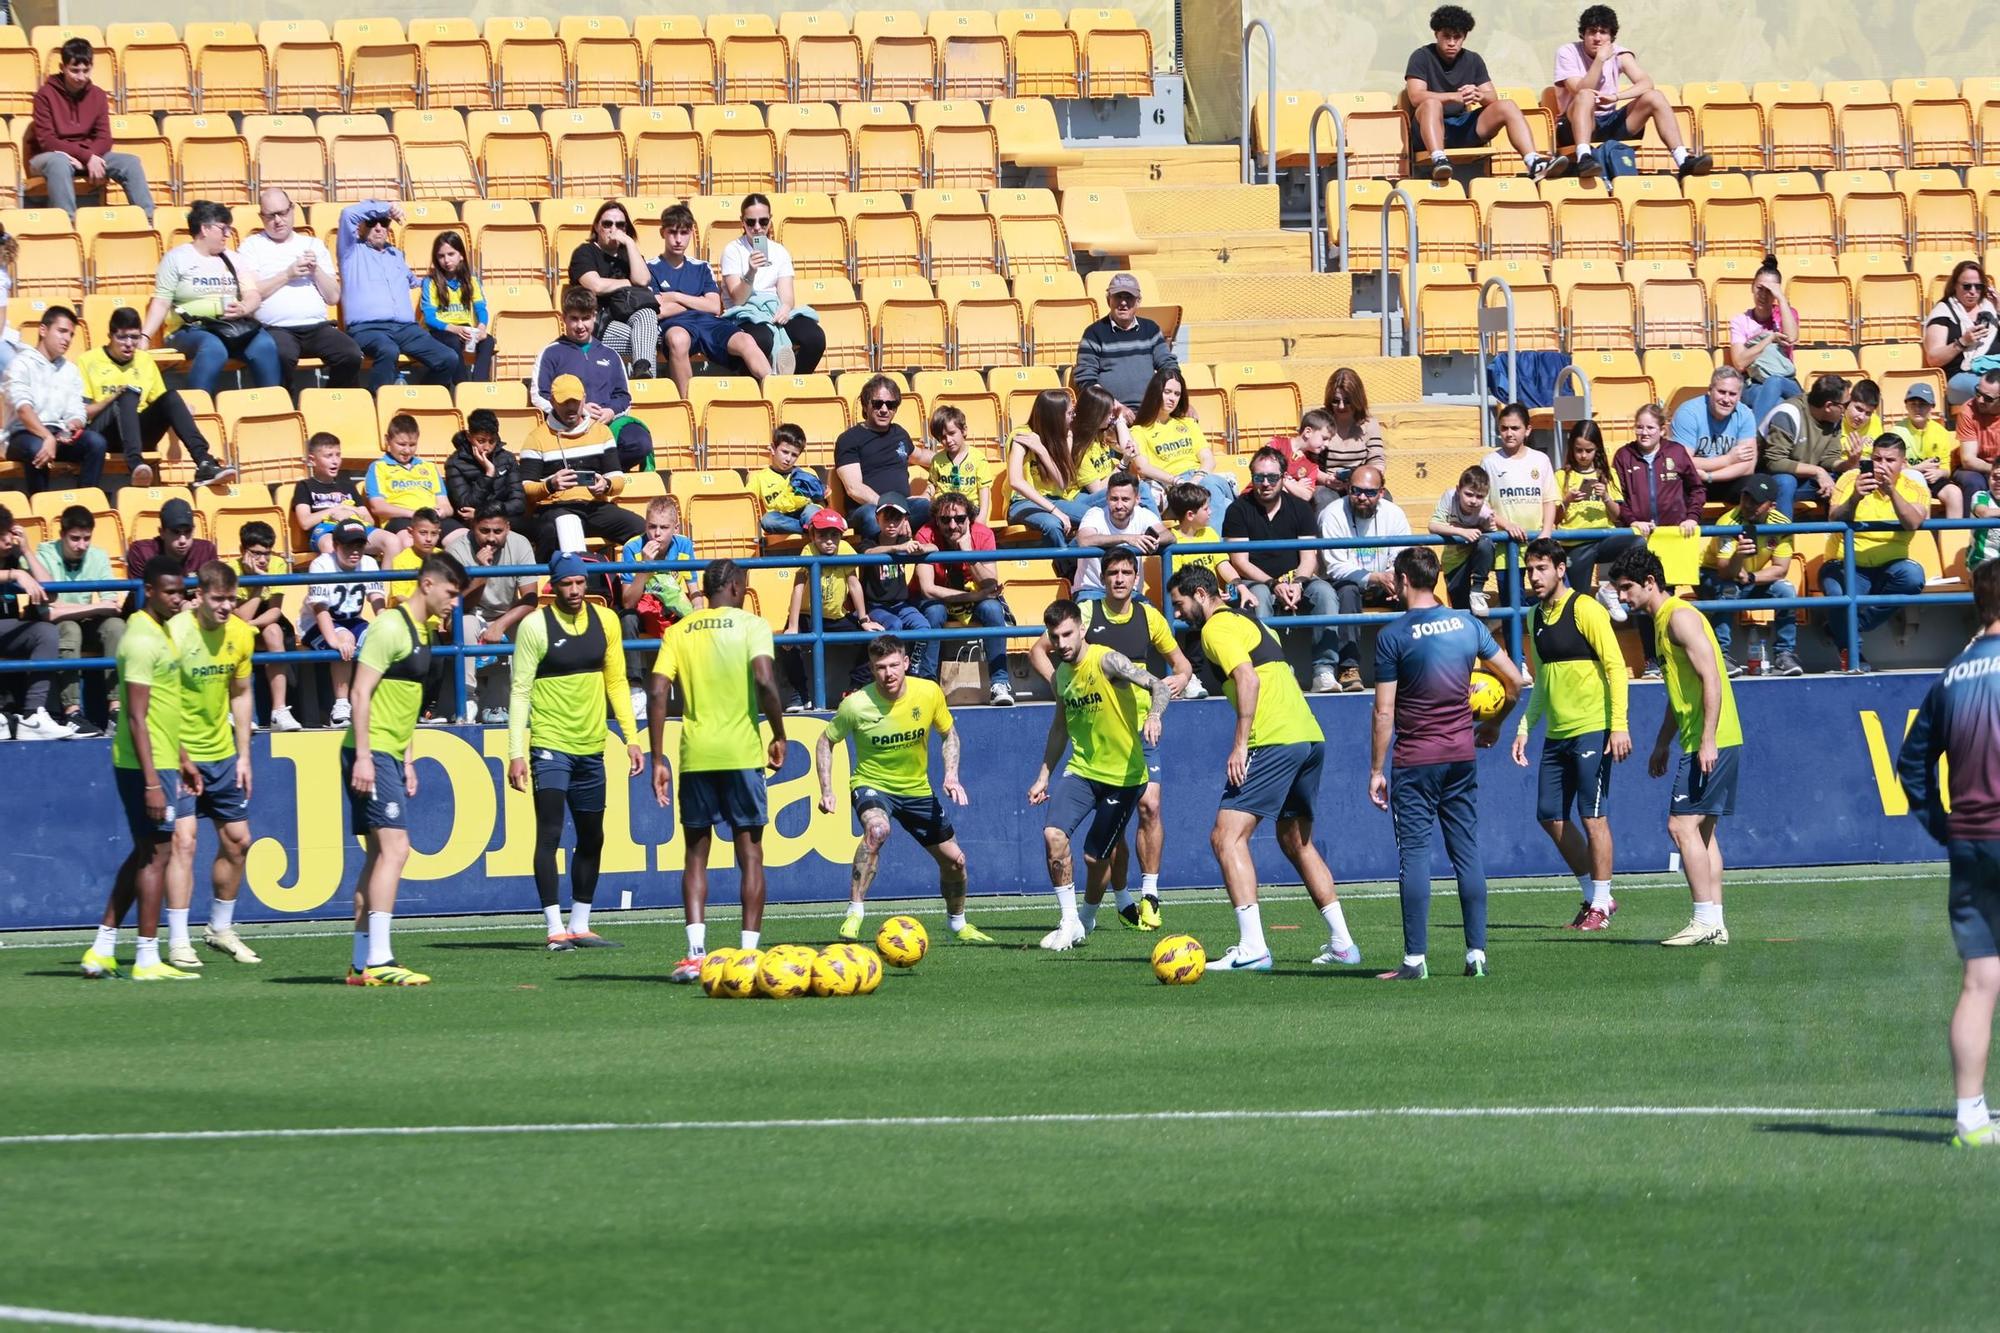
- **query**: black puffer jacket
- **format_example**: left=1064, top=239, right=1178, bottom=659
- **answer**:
left=444, top=432, right=528, bottom=522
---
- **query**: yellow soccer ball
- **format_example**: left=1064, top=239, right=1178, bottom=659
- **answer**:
left=699, top=947, right=738, bottom=997
left=756, top=947, right=814, bottom=999
left=851, top=945, right=885, bottom=994
left=1468, top=669, right=1508, bottom=722
left=810, top=947, right=861, bottom=997
left=717, top=949, right=762, bottom=999
left=875, top=915, right=929, bottom=968
left=1150, top=933, right=1207, bottom=985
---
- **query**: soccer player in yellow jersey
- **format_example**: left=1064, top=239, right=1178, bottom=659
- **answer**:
left=1609, top=545, right=1744, bottom=947
left=1511, top=538, right=1631, bottom=932
left=83, top=558, right=193, bottom=980
left=508, top=552, right=643, bottom=952
left=650, top=559, right=789, bottom=984
left=343, top=553, right=469, bottom=986
left=162, top=561, right=260, bottom=969
left=1027, top=598, right=1169, bottom=951
left=815, top=634, right=993, bottom=946
left=1168, top=564, right=1360, bottom=973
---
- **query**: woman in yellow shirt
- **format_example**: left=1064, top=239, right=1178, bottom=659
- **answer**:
left=1130, top=367, right=1235, bottom=519
left=1007, top=388, right=1093, bottom=555
left=1071, top=384, right=1136, bottom=513
left=1552, top=420, right=1634, bottom=594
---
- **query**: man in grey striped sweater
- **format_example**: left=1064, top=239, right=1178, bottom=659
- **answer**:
left=1073, top=274, right=1177, bottom=411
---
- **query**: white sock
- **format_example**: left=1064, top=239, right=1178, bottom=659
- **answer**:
left=1431, top=150, right=1449, bottom=164
left=1467, top=948, right=1487, bottom=965
left=1114, top=887, right=1135, bottom=911
left=366, top=910, right=394, bottom=967
left=1141, top=873, right=1159, bottom=898
left=1319, top=900, right=1353, bottom=949
left=136, top=936, right=159, bottom=967
left=740, top=928, right=760, bottom=951
left=1403, top=953, right=1426, bottom=968
left=1692, top=900, right=1723, bottom=927
left=1590, top=880, right=1613, bottom=909
left=1576, top=872, right=1592, bottom=905
left=92, top=925, right=119, bottom=956
left=843, top=900, right=863, bottom=919
left=686, top=921, right=707, bottom=955
left=1079, top=902, right=1099, bottom=931
left=1053, top=882, right=1079, bottom=923
left=210, top=898, right=235, bottom=933
left=1235, top=902, right=1266, bottom=958
left=568, top=902, right=591, bottom=935
left=166, top=907, right=190, bottom=950
left=1958, top=1095, right=1991, bottom=1131
left=1576, top=145, right=1595, bottom=160
left=1673, top=146, right=1689, bottom=165
left=352, top=931, right=368, bottom=971
left=947, top=912, right=967, bottom=932
left=543, top=904, right=563, bottom=935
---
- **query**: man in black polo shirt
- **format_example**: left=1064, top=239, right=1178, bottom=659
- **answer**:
left=1405, top=5, right=1567, bottom=184
left=1222, top=446, right=1342, bottom=694
left=835, top=374, right=932, bottom=541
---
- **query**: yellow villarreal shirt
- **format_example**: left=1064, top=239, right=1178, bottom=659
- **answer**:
left=168, top=610, right=254, bottom=763
left=1055, top=643, right=1147, bottom=786
left=1655, top=595, right=1743, bottom=753
left=827, top=677, right=951, bottom=797
left=656, top=607, right=776, bottom=773
left=1199, top=608, right=1322, bottom=748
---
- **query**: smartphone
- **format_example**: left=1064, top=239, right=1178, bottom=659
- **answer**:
left=751, top=235, right=768, bottom=258
left=570, top=469, right=599, bottom=488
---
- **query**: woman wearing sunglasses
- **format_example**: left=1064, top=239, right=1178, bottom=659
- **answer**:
left=719, top=194, right=826, bottom=375
left=567, top=200, right=661, bottom=379
left=1924, top=259, right=2000, bottom=407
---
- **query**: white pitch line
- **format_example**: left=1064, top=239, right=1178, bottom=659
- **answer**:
left=0, top=869, right=1944, bottom=951
left=0, top=1306, right=288, bottom=1333
left=0, top=1104, right=1924, bottom=1149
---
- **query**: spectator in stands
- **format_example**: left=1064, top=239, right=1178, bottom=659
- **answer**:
left=1165, top=479, right=1235, bottom=594
left=1405, top=5, right=1569, bottom=183
left=0, top=230, right=22, bottom=383
left=719, top=194, right=826, bottom=375
left=364, top=414, right=449, bottom=541
left=1071, top=383, right=1134, bottom=513
left=915, top=489, right=1015, bottom=706
left=1760, top=373, right=1851, bottom=516
left=1131, top=367, right=1233, bottom=519
left=754, top=423, right=824, bottom=538
left=1008, top=388, right=1092, bottom=557
left=531, top=287, right=653, bottom=473
left=36, top=503, right=122, bottom=734
left=1671, top=366, right=1759, bottom=507
left=616, top=494, right=700, bottom=720
left=303, top=519, right=385, bottom=727
left=421, top=231, right=494, bottom=385
left=26, top=38, right=153, bottom=222
left=124, top=497, right=217, bottom=593
left=1613, top=403, right=1704, bottom=674
left=1480, top=403, right=1557, bottom=589
left=838, top=374, right=932, bottom=540
left=442, top=505, right=540, bottom=724
left=568, top=200, right=660, bottom=379
left=1822, top=435, right=1928, bottom=672
left=0, top=502, right=71, bottom=739
left=1071, top=471, right=1173, bottom=603
left=1892, top=382, right=1965, bottom=519
left=1320, top=367, right=1388, bottom=496
left=240, top=188, right=362, bottom=392
left=4, top=304, right=104, bottom=493
left=781, top=510, right=874, bottom=705
left=231, top=521, right=300, bottom=731
left=1699, top=474, right=1803, bottom=677
left=859, top=495, right=941, bottom=677
left=141, top=201, right=281, bottom=397
left=1954, top=369, right=2000, bottom=505
left=1319, top=462, right=1410, bottom=692
left=1429, top=463, right=1502, bottom=614
left=292, top=431, right=397, bottom=562
left=1271, top=409, right=1341, bottom=514
left=928, top=405, right=995, bottom=520
left=1224, top=444, right=1342, bottom=692
left=80, top=305, right=231, bottom=489
left=445, top=408, right=527, bottom=530
left=1924, top=259, right=2000, bottom=407
left=1553, top=5, right=1711, bottom=181
left=337, top=200, right=464, bottom=392
left=1072, top=273, right=1175, bottom=412
left=650, top=203, right=772, bottom=395
left=1551, top=419, right=1631, bottom=595
left=1729, top=256, right=1801, bottom=421
left=518, top=373, right=645, bottom=560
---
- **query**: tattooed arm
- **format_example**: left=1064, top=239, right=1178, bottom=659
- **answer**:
left=1100, top=649, right=1169, bottom=746
left=940, top=724, right=968, bottom=805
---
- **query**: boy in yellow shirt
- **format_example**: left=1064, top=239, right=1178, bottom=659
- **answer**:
left=753, top=423, right=824, bottom=538
left=363, top=414, right=448, bottom=548
left=780, top=509, right=877, bottom=706
left=928, top=405, right=994, bottom=518
left=1891, top=382, right=1965, bottom=518
left=79, top=304, right=232, bottom=488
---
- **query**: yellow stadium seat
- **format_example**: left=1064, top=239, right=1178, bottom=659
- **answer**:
left=1695, top=102, right=1767, bottom=171
left=469, top=110, right=553, bottom=199
left=455, top=379, right=541, bottom=442
left=568, top=25, right=643, bottom=106
left=776, top=214, right=851, bottom=280
left=1001, top=16, right=1078, bottom=100
left=1482, top=197, right=1554, bottom=264
left=79, top=206, right=160, bottom=297
left=494, top=36, right=569, bottom=109
left=340, top=20, right=421, bottom=111
left=920, top=114, right=999, bottom=192
left=328, top=132, right=403, bottom=201
left=778, top=123, right=853, bottom=194
left=1073, top=8, right=1152, bottom=99
left=1027, top=295, right=1096, bottom=366
left=1856, top=271, right=1924, bottom=344
left=1696, top=194, right=1768, bottom=259
left=261, top=22, right=342, bottom=113
left=299, top=386, right=382, bottom=469
left=1908, top=188, right=1975, bottom=255
left=488, top=308, right=558, bottom=382
left=997, top=212, right=1072, bottom=278
left=987, top=97, right=1082, bottom=169
left=928, top=212, right=1001, bottom=276
left=1628, top=198, right=1696, bottom=264
left=932, top=16, right=1008, bottom=101
left=1638, top=274, right=1709, bottom=348
left=420, top=36, right=495, bottom=111
left=1787, top=274, right=1854, bottom=345
left=945, top=287, right=1024, bottom=368
left=719, top=34, right=790, bottom=104
left=644, top=37, right=717, bottom=105
left=11, top=231, right=82, bottom=298
left=630, top=111, right=704, bottom=197
left=0, top=48, right=40, bottom=117
left=190, top=28, right=269, bottom=113
left=220, top=388, right=308, bottom=482
left=117, top=35, right=193, bottom=114
left=1770, top=192, right=1836, bottom=256
left=1839, top=192, right=1910, bottom=259
left=1768, top=98, right=1836, bottom=171
left=375, top=384, right=461, bottom=462
left=1562, top=279, right=1636, bottom=352
left=790, top=33, right=862, bottom=103
left=548, top=110, right=628, bottom=198
left=168, top=121, right=252, bottom=204
left=700, top=400, right=778, bottom=472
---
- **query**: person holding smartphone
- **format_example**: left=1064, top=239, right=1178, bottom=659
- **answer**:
left=718, top=194, right=826, bottom=375
left=1925, top=260, right=2000, bottom=407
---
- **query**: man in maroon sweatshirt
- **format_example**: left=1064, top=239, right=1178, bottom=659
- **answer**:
left=26, top=38, right=154, bottom=222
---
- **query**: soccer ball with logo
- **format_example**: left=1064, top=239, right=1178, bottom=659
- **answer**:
left=717, top=949, right=762, bottom=999
left=699, top=947, right=739, bottom=997
left=851, top=945, right=885, bottom=993
left=811, top=945, right=863, bottom=996
left=876, top=915, right=929, bottom=967
left=1150, top=934, right=1206, bottom=984
left=756, top=946, right=815, bottom=999
left=1468, top=670, right=1507, bottom=722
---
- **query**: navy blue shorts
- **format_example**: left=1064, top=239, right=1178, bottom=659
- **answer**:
left=1948, top=839, right=2000, bottom=961
left=1593, top=103, right=1643, bottom=141
left=1141, top=731, right=1161, bottom=784
left=115, top=766, right=184, bottom=842
left=188, top=756, right=250, bottom=825
left=1220, top=740, right=1324, bottom=822
left=1537, top=731, right=1613, bottom=822
left=1434, top=109, right=1492, bottom=150
left=304, top=615, right=366, bottom=652
left=679, top=768, right=768, bottom=834
left=531, top=747, right=607, bottom=813
left=342, top=748, right=410, bottom=832
left=855, top=787, right=955, bottom=847
left=1671, top=746, right=1739, bottom=818
left=1045, top=773, right=1143, bottom=862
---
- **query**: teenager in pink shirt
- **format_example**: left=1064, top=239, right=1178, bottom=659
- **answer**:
left=1553, top=5, right=1710, bottom=181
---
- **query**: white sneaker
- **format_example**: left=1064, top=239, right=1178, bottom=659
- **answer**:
left=1310, top=667, right=1339, bottom=694
left=990, top=678, right=1015, bottom=706
left=165, top=941, right=205, bottom=969
left=202, top=927, right=261, bottom=963
left=1181, top=677, right=1207, bottom=699
left=1312, top=940, right=1362, bottom=965
left=14, top=708, right=77, bottom=740
left=480, top=707, right=509, bottom=725
left=1468, top=591, right=1491, bottom=617
left=630, top=687, right=648, bottom=722
left=1597, top=582, right=1628, bottom=623
left=1038, top=919, right=1087, bottom=951
left=1207, top=945, right=1273, bottom=972
left=328, top=700, right=351, bottom=727
left=0, top=713, right=12, bottom=740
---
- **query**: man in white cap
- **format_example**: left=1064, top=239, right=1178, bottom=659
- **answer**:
left=1073, top=273, right=1177, bottom=413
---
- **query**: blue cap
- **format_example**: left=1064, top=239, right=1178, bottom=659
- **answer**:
left=549, top=552, right=588, bottom=583
left=1904, top=381, right=1937, bottom=406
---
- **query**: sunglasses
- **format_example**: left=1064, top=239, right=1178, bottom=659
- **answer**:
left=744, top=216, right=773, bottom=229
left=600, top=218, right=629, bottom=231
left=1328, top=396, right=1349, bottom=406
left=868, top=397, right=900, bottom=410
left=1978, top=393, right=2000, bottom=408
left=1251, top=471, right=1284, bottom=483
left=1348, top=486, right=1382, bottom=498
left=939, top=514, right=970, bottom=524
left=1962, top=280, right=1988, bottom=291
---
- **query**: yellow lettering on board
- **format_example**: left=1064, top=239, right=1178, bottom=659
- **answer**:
left=1858, top=709, right=1950, bottom=818
left=403, top=729, right=495, bottom=881
left=648, top=719, right=859, bottom=871
left=245, top=730, right=352, bottom=913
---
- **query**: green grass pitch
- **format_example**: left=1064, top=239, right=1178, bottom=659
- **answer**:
left=2, top=866, right=1994, bottom=1331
